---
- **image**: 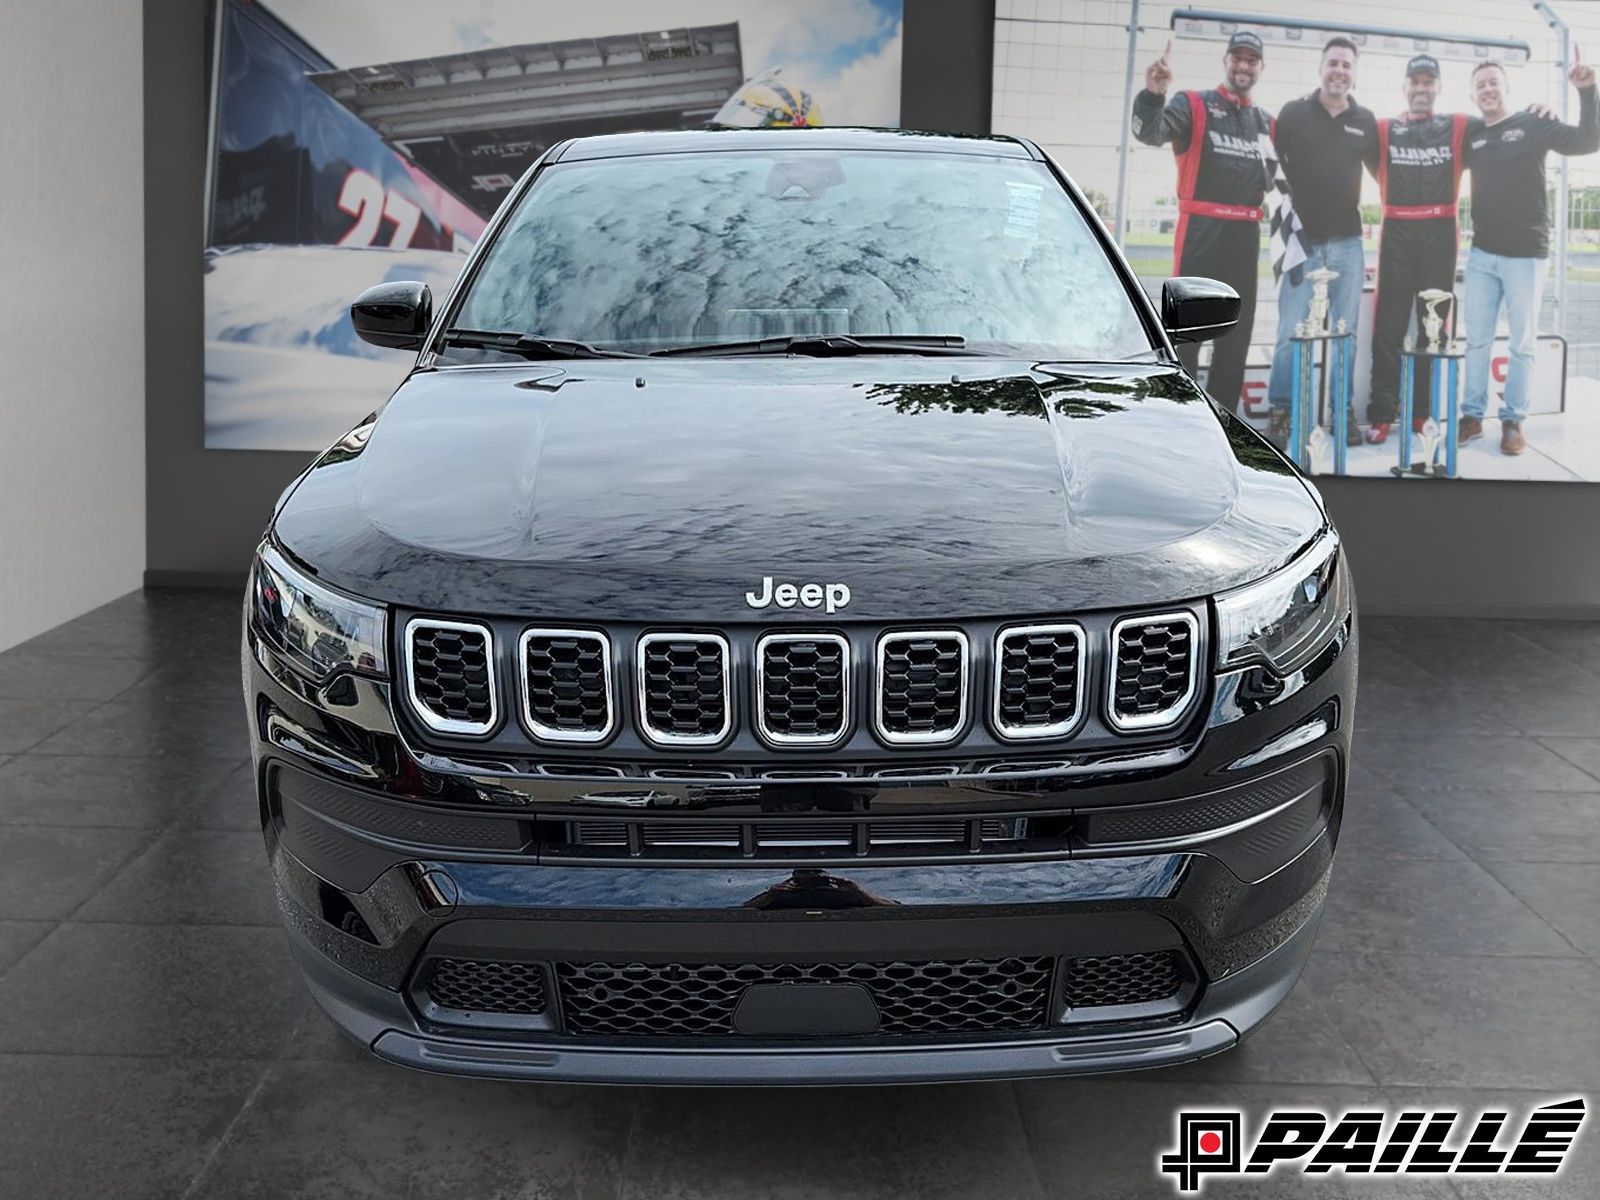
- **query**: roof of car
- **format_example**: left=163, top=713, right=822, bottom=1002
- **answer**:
left=550, top=127, right=1040, bottom=162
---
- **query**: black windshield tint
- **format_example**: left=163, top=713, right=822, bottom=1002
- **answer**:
left=451, top=150, right=1153, bottom=359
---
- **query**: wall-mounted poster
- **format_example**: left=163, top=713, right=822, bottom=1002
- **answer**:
left=994, top=0, right=1600, bottom=482
left=204, top=0, right=905, bottom=450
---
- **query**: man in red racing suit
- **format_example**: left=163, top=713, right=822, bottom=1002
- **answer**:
left=1133, top=31, right=1272, bottom=413
left=1365, top=55, right=1474, bottom=443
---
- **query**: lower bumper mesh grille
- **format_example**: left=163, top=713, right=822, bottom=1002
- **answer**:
left=1061, top=950, right=1182, bottom=1008
left=424, top=958, right=548, bottom=1015
left=554, top=956, right=1054, bottom=1037
left=417, top=950, right=1194, bottom=1033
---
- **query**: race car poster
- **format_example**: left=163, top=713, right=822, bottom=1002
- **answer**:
left=204, top=0, right=905, bottom=450
left=993, top=0, right=1600, bottom=483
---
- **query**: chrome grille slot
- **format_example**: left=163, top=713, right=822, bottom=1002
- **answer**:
left=994, top=623, right=1085, bottom=739
left=1108, top=612, right=1199, bottom=732
left=570, top=820, right=629, bottom=847
left=875, top=630, right=969, bottom=745
left=405, top=618, right=497, bottom=735
left=642, top=821, right=742, bottom=849
left=867, top=820, right=966, bottom=845
left=519, top=628, right=613, bottom=743
left=756, top=633, right=849, bottom=746
left=754, top=822, right=853, bottom=848
left=637, top=633, right=731, bottom=747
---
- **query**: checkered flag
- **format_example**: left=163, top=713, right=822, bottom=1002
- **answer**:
left=1261, top=132, right=1307, bottom=284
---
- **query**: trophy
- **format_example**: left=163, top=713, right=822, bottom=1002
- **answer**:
left=1285, top=267, right=1353, bottom=475
left=1411, top=416, right=1443, bottom=472
left=1306, top=268, right=1339, bottom=334
left=1418, top=288, right=1453, bottom=354
left=1307, top=425, right=1334, bottom=475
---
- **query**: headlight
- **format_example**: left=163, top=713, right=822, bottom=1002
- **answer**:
left=250, top=543, right=387, bottom=681
left=1215, top=530, right=1349, bottom=675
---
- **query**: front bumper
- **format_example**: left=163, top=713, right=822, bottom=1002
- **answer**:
left=247, top=612, right=1353, bottom=1084
left=284, top=896, right=1323, bottom=1084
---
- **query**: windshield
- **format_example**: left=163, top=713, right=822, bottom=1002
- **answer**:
left=446, top=149, right=1155, bottom=360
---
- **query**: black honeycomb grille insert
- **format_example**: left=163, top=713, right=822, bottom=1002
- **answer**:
left=522, top=632, right=610, bottom=737
left=1062, top=951, right=1183, bottom=1008
left=424, top=958, right=547, bottom=1015
left=878, top=633, right=966, bottom=739
left=410, top=624, right=494, bottom=727
left=640, top=636, right=728, bottom=741
left=1112, top=617, right=1195, bottom=722
left=554, top=956, right=1053, bottom=1037
left=997, top=627, right=1083, bottom=734
left=760, top=637, right=847, bottom=741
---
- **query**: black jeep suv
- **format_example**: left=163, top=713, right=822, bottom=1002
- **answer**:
left=244, top=128, right=1355, bottom=1084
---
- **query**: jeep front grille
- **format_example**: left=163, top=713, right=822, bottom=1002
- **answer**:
left=637, top=632, right=731, bottom=747
left=395, top=607, right=1207, bottom=757
left=875, top=630, right=968, bottom=745
left=756, top=633, right=849, bottom=746
left=994, top=623, right=1086, bottom=739
left=405, top=618, right=497, bottom=735
left=519, top=628, right=613, bottom=743
left=1108, top=613, right=1199, bottom=731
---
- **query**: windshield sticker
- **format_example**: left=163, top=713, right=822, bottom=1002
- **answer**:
left=1003, top=181, right=1044, bottom=239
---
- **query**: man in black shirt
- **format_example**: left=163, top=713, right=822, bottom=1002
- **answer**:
left=1132, top=31, right=1272, bottom=413
left=1461, top=55, right=1599, bottom=454
left=1266, top=37, right=1378, bottom=448
left=1363, top=55, right=1474, bottom=445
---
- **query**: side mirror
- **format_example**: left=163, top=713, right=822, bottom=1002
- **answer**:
left=351, top=281, right=432, bottom=351
left=1161, top=277, right=1239, bottom=344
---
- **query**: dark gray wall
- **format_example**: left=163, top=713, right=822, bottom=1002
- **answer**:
left=144, top=0, right=1600, bottom=616
left=145, top=0, right=305, bottom=586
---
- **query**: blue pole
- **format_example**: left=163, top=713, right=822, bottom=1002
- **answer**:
left=1292, top=340, right=1304, bottom=469
left=1447, top=357, right=1459, bottom=478
left=1440, top=355, right=1452, bottom=473
left=1399, top=353, right=1413, bottom=470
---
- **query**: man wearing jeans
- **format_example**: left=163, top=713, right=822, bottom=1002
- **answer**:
left=1462, top=56, right=1598, bottom=454
left=1266, top=37, right=1377, bottom=450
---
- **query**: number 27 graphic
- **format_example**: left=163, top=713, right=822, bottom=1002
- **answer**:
left=336, top=169, right=422, bottom=248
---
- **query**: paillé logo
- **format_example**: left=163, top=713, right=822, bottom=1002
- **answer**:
left=1159, top=1098, right=1586, bottom=1193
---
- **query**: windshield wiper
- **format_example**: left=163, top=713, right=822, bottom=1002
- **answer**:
left=440, top=329, right=643, bottom=359
left=649, top=334, right=975, bottom=358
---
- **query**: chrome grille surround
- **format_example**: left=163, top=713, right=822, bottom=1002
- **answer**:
left=1106, top=611, right=1200, bottom=733
left=635, top=631, right=733, bottom=748
left=754, top=632, right=851, bottom=748
left=403, top=617, right=499, bottom=736
left=516, top=627, right=615, bottom=745
left=873, top=629, right=970, bottom=746
left=992, top=622, right=1087, bottom=741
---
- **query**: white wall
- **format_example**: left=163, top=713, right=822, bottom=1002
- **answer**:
left=0, top=0, right=145, bottom=651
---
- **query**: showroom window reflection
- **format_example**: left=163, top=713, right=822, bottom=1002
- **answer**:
left=453, top=151, right=1154, bottom=360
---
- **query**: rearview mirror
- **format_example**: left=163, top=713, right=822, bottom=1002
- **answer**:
left=351, top=281, right=432, bottom=351
left=1161, top=277, right=1239, bottom=344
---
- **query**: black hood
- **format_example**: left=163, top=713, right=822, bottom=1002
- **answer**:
left=273, top=359, right=1324, bottom=621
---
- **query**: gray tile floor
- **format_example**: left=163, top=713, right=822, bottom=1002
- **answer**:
left=0, top=590, right=1596, bottom=1198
